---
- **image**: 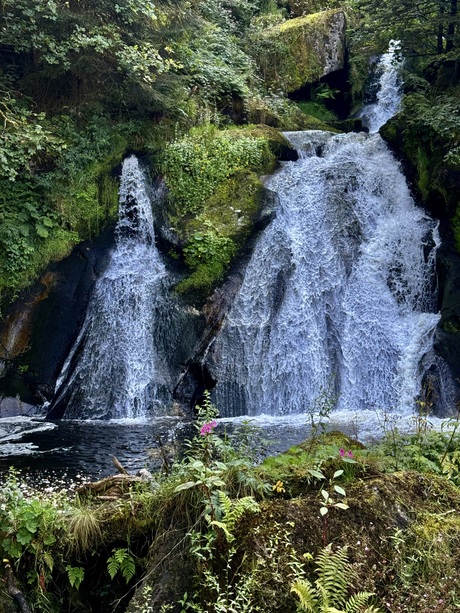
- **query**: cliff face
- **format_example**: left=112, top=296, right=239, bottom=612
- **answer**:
left=257, top=9, right=347, bottom=92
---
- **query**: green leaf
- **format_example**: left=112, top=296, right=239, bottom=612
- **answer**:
left=67, top=566, right=85, bottom=589
left=43, top=533, right=56, bottom=546
left=334, top=485, right=346, bottom=497
left=174, top=481, right=197, bottom=492
left=334, top=502, right=349, bottom=510
left=308, top=469, right=325, bottom=480
left=333, top=469, right=344, bottom=479
left=320, top=506, right=328, bottom=516
left=321, top=489, right=329, bottom=501
left=36, top=225, right=49, bottom=238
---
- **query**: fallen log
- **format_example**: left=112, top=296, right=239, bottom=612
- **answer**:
left=76, top=474, right=143, bottom=499
left=3, top=559, right=31, bottom=613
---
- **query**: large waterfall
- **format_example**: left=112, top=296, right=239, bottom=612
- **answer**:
left=49, top=156, right=174, bottom=420
left=207, top=47, right=441, bottom=418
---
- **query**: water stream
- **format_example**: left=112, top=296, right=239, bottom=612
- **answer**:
left=208, top=43, right=441, bottom=418
left=48, top=156, right=174, bottom=420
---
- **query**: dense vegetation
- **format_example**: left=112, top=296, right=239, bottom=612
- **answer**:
left=2, top=0, right=460, bottom=610
left=3, top=399, right=460, bottom=612
left=0, top=0, right=337, bottom=307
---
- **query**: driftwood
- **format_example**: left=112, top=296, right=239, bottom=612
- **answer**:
left=112, top=455, right=129, bottom=475
left=76, top=474, right=143, bottom=500
left=3, top=560, right=31, bottom=613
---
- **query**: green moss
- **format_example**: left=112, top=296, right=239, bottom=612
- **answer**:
left=174, top=171, right=265, bottom=301
left=163, top=127, right=279, bottom=301
left=259, top=9, right=346, bottom=92
left=296, top=100, right=337, bottom=123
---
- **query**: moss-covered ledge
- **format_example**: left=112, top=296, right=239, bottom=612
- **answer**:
left=161, top=125, right=297, bottom=303
left=257, top=9, right=346, bottom=92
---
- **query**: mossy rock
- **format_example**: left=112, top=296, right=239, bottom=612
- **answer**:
left=164, top=126, right=286, bottom=302
left=256, top=431, right=371, bottom=498
left=234, top=471, right=460, bottom=612
left=258, top=9, right=346, bottom=92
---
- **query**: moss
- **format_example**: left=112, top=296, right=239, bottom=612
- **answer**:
left=296, top=100, right=337, bottom=123
left=163, top=127, right=280, bottom=301
left=233, top=471, right=460, bottom=612
left=259, top=9, right=346, bottom=92
left=174, top=171, right=265, bottom=301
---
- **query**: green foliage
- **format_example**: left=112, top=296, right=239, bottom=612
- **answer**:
left=0, top=93, right=66, bottom=181
left=0, top=473, right=60, bottom=560
left=355, top=0, right=460, bottom=57
left=291, top=546, right=382, bottom=613
left=163, top=129, right=272, bottom=215
left=66, top=565, right=85, bottom=590
left=107, top=547, right=136, bottom=583
left=297, top=101, right=337, bottom=123
left=0, top=181, right=59, bottom=288
left=183, top=229, right=236, bottom=269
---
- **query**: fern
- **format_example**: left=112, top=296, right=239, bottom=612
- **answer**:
left=291, top=579, right=317, bottom=613
left=211, top=492, right=260, bottom=543
left=291, top=547, right=383, bottom=613
left=344, top=593, right=379, bottom=612
left=315, top=546, right=350, bottom=609
left=107, top=548, right=136, bottom=583
left=66, top=565, right=85, bottom=590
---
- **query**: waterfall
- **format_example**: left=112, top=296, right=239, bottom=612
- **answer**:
left=207, top=47, right=440, bottom=418
left=358, top=40, right=403, bottom=133
left=48, top=156, right=173, bottom=420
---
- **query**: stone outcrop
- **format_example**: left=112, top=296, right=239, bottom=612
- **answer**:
left=259, top=9, right=346, bottom=92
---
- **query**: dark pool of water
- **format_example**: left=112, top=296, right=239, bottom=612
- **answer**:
left=0, top=410, right=399, bottom=488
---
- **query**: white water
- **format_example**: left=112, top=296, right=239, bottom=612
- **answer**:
left=358, top=40, right=403, bottom=133
left=209, top=56, right=440, bottom=417
left=50, top=156, right=172, bottom=419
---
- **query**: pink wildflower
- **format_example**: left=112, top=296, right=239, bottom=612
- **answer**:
left=339, top=448, right=345, bottom=457
left=347, top=450, right=353, bottom=458
left=200, top=420, right=217, bottom=436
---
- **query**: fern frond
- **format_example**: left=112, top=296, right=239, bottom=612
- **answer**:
left=362, top=606, right=383, bottom=613
left=291, top=579, right=317, bottom=612
left=121, top=555, right=136, bottom=583
left=344, top=592, right=376, bottom=612
left=114, top=548, right=129, bottom=564
left=107, top=557, right=119, bottom=580
left=315, top=546, right=350, bottom=608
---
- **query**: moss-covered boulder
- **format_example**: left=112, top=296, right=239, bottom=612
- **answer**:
left=258, top=9, right=346, bottom=93
left=162, top=125, right=296, bottom=303
left=232, top=471, right=460, bottom=613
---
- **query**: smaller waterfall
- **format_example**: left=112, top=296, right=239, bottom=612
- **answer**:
left=49, top=156, right=173, bottom=420
left=358, top=40, right=403, bottom=133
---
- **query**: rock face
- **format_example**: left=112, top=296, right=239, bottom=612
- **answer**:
left=0, top=231, right=115, bottom=406
left=259, top=9, right=346, bottom=92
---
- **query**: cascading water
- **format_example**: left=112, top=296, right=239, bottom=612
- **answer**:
left=207, top=46, right=441, bottom=418
left=358, top=40, right=403, bottom=133
left=48, top=156, right=174, bottom=420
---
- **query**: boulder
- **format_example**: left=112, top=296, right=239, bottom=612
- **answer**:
left=258, top=9, right=346, bottom=92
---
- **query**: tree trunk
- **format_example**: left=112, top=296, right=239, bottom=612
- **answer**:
left=446, top=0, right=458, bottom=51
